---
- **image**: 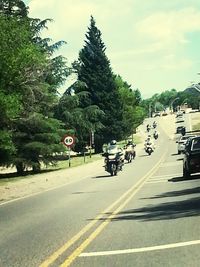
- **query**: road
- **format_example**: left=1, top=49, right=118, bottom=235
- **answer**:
left=0, top=115, right=200, bottom=267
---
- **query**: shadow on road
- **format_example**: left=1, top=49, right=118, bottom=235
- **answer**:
left=141, top=186, right=200, bottom=199
left=101, top=197, right=200, bottom=222
left=91, top=179, right=200, bottom=222
left=171, top=153, right=179, bottom=156
left=93, top=174, right=116, bottom=178
left=169, top=174, right=200, bottom=183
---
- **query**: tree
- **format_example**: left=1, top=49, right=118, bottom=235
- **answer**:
left=74, top=16, right=124, bottom=152
left=55, top=81, right=104, bottom=152
left=115, top=75, right=145, bottom=138
left=0, top=0, right=28, bottom=18
left=0, top=2, right=69, bottom=174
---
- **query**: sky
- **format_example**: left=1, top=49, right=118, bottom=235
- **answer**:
left=24, top=0, right=200, bottom=98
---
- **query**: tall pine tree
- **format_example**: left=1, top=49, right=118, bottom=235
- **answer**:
left=75, top=16, right=123, bottom=152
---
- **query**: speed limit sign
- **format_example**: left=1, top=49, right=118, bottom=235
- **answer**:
left=62, top=135, right=75, bottom=147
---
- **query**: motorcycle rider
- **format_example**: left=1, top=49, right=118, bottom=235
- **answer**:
left=144, top=135, right=155, bottom=151
left=146, top=124, right=151, bottom=132
left=153, top=130, right=159, bottom=139
left=124, top=140, right=136, bottom=158
left=153, top=121, right=157, bottom=128
left=106, top=140, right=124, bottom=169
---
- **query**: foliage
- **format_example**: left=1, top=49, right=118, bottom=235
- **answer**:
left=73, top=16, right=126, bottom=152
left=0, top=1, right=69, bottom=174
left=115, top=75, right=145, bottom=138
left=55, top=81, right=104, bottom=152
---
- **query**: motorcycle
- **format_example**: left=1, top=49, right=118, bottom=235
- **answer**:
left=153, top=133, right=158, bottom=140
left=147, top=126, right=151, bottom=132
left=153, top=123, right=157, bottom=129
left=103, top=152, right=123, bottom=176
left=145, top=144, right=153, bottom=155
left=125, top=150, right=136, bottom=163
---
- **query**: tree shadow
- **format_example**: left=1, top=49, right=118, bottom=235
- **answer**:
left=90, top=180, right=200, bottom=222
left=0, top=168, right=61, bottom=179
left=101, top=197, right=200, bottom=222
left=110, top=197, right=200, bottom=222
left=141, top=186, right=200, bottom=199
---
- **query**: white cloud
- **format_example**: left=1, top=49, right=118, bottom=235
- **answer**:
left=136, top=7, right=200, bottom=45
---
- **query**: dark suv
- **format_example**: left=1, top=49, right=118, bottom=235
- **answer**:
left=183, top=136, right=200, bottom=178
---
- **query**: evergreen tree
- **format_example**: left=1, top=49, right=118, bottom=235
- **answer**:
left=0, top=1, right=69, bottom=174
left=75, top=16, right=123, bottom=152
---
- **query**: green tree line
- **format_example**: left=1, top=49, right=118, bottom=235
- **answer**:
left=142, top=88, right=200, bottom=114
left=0, top=0, right=146, bottom=174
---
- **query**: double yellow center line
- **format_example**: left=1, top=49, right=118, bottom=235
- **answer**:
left=40, top=151, right=167, bottom=267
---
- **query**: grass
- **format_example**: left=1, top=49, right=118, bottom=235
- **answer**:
left=46, top=154, right=102, bottom=170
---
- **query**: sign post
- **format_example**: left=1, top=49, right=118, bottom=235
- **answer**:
left=62, top=135, right=75, bottom=167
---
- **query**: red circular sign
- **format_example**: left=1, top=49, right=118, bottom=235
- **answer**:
left=62, top=135, right=75, bottom=147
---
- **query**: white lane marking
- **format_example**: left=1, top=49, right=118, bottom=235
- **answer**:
left=151, top=173, right=182, bottom=179
left=146, top=173, right=183, bottom=183
left=146, top=180, right=168, bottom=184
left=160, top=162, right=182, bottom=167
left=80, top=240, right=200, bottom=257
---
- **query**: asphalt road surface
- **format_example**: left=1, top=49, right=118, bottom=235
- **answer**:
left=0, top=115, right=200, bottom=267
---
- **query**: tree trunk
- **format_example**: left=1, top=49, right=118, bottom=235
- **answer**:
left=16, top=162, right=25, bottom=176
left=95, top=141, right=103, bottom=154
left=32, top=162, right=41, bottom=173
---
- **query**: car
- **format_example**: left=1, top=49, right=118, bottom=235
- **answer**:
left=176, top=111, right=183, bottom=118
left=176, top=126, right=186, bottom=134
left=176, top=117, right=184, bottom=123
left=177, top=135, right=196, bottom=154
left=183, top=136, right=200, bottom=178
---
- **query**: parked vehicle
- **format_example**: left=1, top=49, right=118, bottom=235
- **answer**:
left=177, top=135, right=196, bottom=154
left=176, top=111, right=183, bottom=118
left=176, top=126, right=186, bottom=135
left=183, top=136, right=200, bottom=178
left=176, top=117, right=184, bottom=123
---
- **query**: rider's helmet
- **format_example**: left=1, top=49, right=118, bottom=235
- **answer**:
left=127, top=140, right=132, bottom=145
left=110, top=140, right=117, bottom=145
